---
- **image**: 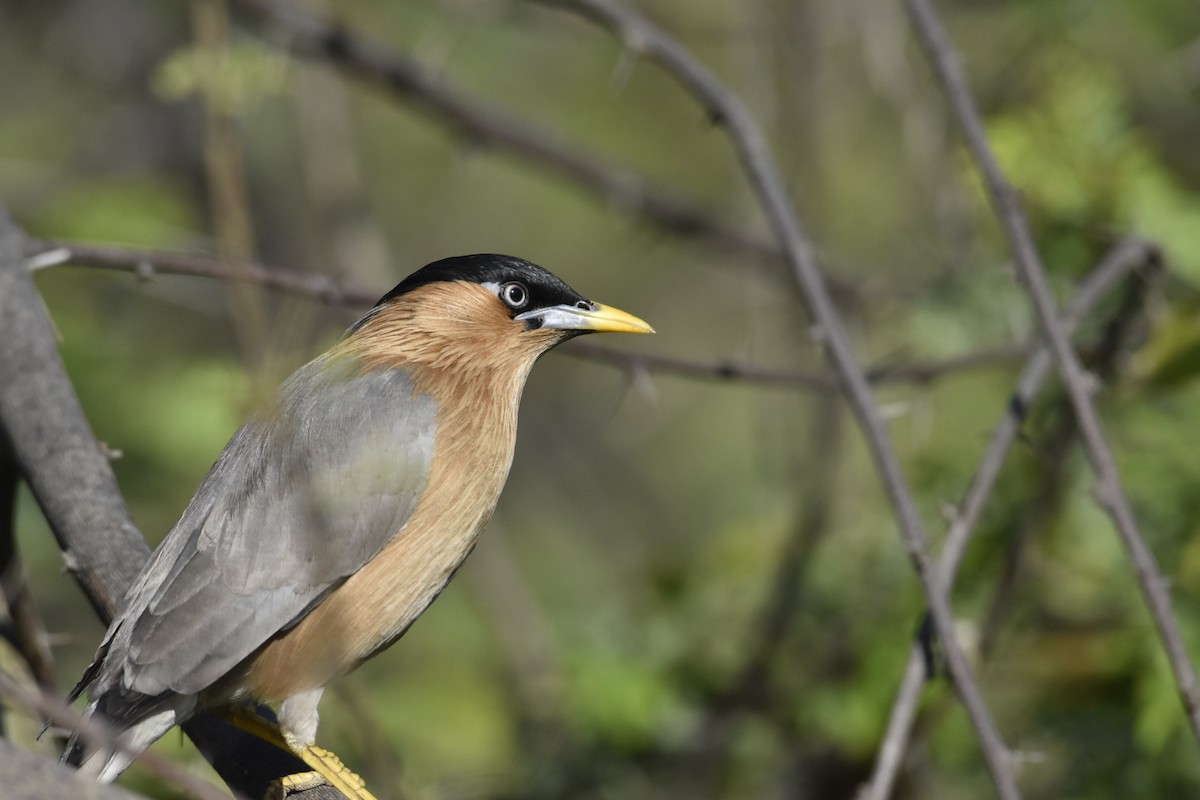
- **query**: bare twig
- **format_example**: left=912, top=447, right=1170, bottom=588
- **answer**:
left=30, top=240, right=379, bottom=306
left=569, top=339, right=1024, bottom=390
left=28, top=238, right=1025, bottom=391
left=530, top=1, right=1020, bottom=796
left=860, top=237, right=1160, bottom=800
left=904, top=0, right=1200, bottom=746
left=0, top=670, right=229, bottom=800
left=226, top=0, right=789, bottom=268
left=0, top=735, right=146, bottom=800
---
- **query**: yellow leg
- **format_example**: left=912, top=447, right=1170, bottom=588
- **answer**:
left=224, top=706, right=377, bottom=800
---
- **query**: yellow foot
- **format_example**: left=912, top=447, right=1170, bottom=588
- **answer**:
left=297, top=745, right=374, bottom=800
left=224, top=706, right=377, bottom=800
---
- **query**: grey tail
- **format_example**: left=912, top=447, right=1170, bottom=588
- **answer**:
left=53, top=647, right=108, bottom=762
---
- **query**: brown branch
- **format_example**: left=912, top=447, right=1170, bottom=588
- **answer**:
left=860, top=237, right=1160, bottom=800
left=0, top=209, right=343, bottom=800
left=530, top=1, right=1021, bottom=796
left=191, top=0, right=273, bottom=370
left=904, top=0, right=1200, bottom=748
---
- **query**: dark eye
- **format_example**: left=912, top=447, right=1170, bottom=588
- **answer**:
left=501, top=282, right=529, bottom=309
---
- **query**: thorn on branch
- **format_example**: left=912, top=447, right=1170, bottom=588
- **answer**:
left=319, top=24, right=352, bottom=62
left=1007, top=393, right=1028, bottom=422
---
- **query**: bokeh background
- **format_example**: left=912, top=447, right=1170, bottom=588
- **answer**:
left=4, top=0, right=1200, bottom=798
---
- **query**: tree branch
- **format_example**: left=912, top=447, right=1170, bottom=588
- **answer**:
left=567, top=339, right=1025, bottom=390
left=903, top=0, right=1200, bottom=746
left=224, top=0, right=800, bottom=272
left=29, top=237, right=1026, bottom=392
left=860, top=237, right=1161, bottom=800
left=29, top=240, right=378, bottom=307
left=529, top=1, right=1021, bottom=796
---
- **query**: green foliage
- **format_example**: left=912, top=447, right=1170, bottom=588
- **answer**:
left=153, top=41, right=289, bottom=112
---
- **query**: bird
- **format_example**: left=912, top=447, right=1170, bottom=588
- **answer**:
left=64, top=254, right=653, bottom=799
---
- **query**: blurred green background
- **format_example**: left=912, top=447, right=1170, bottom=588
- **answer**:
left=4, top=0, right=1200, bottom=798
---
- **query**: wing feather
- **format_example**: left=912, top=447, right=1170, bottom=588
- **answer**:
left=98, top=356, right=436, bottom=699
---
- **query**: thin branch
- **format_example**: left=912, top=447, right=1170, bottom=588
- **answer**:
left=30, top=240, right=379, bottom=306
left=226, top=0, right=789, bottom=268
left=860, top=237, right=1160, bottom=800
left=190, top=0, right=274, bottom=370
left=30, top=238, right=1026, bottom=392
left=530, top=1, right=1020, bottom=796
left=569, top=339, right=1025, bottom=390
left=904, top=0, right=1200, bottom=745
left=0, top=669, right=228, bottom=800
left=0, top=735, right=146, bottom=800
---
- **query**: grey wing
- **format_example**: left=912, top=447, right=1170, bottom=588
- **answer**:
left=100, top=357, right=437, bottom=698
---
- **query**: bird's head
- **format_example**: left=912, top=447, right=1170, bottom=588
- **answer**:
left=343, top=254, right=653, bottom=372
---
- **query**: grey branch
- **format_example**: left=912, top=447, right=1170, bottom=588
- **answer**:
left=903, top=0, right=1200, bottom=747
left=227, top=0, right=789, bottom=266
left=0, top=209, right=345, bottom=799
left=30, top=237, right=1026, bottom=391
left=530, top=1, right=1021, bottom=796
left=569, top=339, right=1025, bottom=389
left=860, top=237, right=1161, bottom=800
left=29, top=240, right=379, bottom=307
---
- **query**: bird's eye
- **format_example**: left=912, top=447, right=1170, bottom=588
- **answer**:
left=501, top=282, right=529, bottom=309
left=575, top=300, right=593, bottom=310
